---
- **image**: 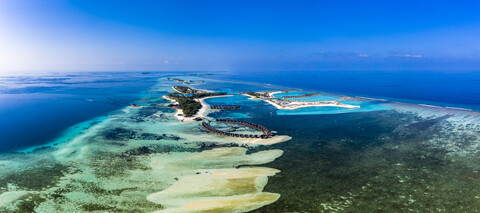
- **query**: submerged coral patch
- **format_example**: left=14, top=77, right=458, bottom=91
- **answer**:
left=0, top=163, right=67, bottom=191
left=0, top=76, right=290, bottom=212
left=102, top=127, right=182, bottom=141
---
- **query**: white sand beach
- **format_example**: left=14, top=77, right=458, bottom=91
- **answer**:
left=163, top=94, right=233, bottom=122
left=230, top=135, right=292, bottom=145
left=268, top=91, right=284, bottom=97
left=242, top=93, right=260, bottom=100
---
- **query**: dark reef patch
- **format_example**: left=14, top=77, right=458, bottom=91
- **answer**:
left=0, top=163, right=67, bottom=191
left=102, top=128, right=182, bottom=141
left=137, top=133, right=181, bottom=141
left=124, top=144, right=198, bottom=156
left=5, top=193, right=47, bottom=213
left=104, top=128, right=138, bottom=141
left=82, top=203, right=119, bottom=212
left=48, top=179, right=165, bottom=212
left=395, top=114, right=453, bottom=138
left=197, top=142, right=242, bottom=149
left=129, top=106, right=174, bottom=123
left=89, top=152, right=149, bottom=177
left=249, top=110, right=480, bottom=212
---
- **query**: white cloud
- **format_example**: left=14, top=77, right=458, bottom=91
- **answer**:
left=358, top=54, right=370, bottom=57
left=164, top=60, right=170, bottom=64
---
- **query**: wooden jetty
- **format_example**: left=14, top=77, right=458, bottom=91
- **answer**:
left=210, top=105, right=241, bottom=111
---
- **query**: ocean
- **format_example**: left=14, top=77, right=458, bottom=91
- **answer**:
left=2, top=70, right=478, bottom=153
left=0, top=72, right=167, bottom=152
left=0, top=71, right=479, bottom=212
left=217, top=70, right=480, bottom=111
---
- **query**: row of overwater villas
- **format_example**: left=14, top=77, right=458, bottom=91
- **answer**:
left=202, top=120, right=274, bottom=139
left=210, top=105, right=241, bottom=110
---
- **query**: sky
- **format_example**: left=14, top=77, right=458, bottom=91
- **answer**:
left=1, top=0, right=480, bottom=72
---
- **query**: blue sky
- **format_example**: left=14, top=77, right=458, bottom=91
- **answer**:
left=1, top=0, right=479, bottom=72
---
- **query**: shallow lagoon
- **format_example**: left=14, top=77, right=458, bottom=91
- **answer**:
left=1, top=73, right=480, bottom=212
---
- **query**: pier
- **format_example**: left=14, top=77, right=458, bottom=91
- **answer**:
left=210, top=105, right=241, bottom=111
left=202, top=119, right=275, bottom=139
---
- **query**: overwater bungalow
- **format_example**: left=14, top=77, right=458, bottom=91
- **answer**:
left=202, top=120, right=275, bottom=139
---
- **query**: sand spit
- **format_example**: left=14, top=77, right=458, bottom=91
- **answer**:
left=147, top=168, right=280, bottom=207
left=264, top=99, right=284, bottom=109
left=150, top=147, right=284, bottom=171
left=147, top=147, right=283, bottom=212
left=242, top=93, right=263, bottom=100
left=225, top=135, right=292, bottom=145
left=153, top=192, right=280, bottom=213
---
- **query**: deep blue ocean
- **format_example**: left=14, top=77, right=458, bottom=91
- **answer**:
left=218, top=70, right=480, bottom=111
left=0, top=72, right=169, bottom=153
left=1, top=70, right=479, bottom=153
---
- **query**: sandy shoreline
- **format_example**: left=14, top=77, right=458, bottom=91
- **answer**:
left=228, top=135, right=292, bottom=145
left=171, top=86, right=182, bottom=93
left=242, top=93, right=260, bottom=100
left=242, top=91, right=283, bottom=100
left=265, top=99, right=284, bottom=109
left=163, top=94, right=233, bottom=122
left=268, top=91, right=284, bottom=97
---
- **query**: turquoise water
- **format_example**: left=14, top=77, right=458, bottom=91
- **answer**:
left=276, top=102, right=390, bottom=115
left=218, top=70, right=480, bottom=111
left=204, top=95, right=263, bottom=119
left=204, top=91, right=390, bottom=116
left=272, top=90, right=390, bottom=115
left=1, top=73, right=480, bottom=212
left=205, top=94, right=261, bottom=105
left=281, top=98, right=387, bottom=115
left=21, top=116, right=108, bottom=153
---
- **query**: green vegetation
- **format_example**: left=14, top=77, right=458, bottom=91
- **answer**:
left=173, top=86, right=199, bottom=94
left=167, top=78, right=201, bottom=85
left=167, top=78, right=185, bottom=83
left=168, top=86, right=226, bottom=117
left=174, top=95, right=202, bottom=117
left=245, top=91, right=269, bottom=98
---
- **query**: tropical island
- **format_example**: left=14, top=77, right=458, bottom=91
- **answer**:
left=167, top=78, right=205, bottom=85
left=242, top=91, right=361, bottom=110
left=164, top=86, right=230, bottom=120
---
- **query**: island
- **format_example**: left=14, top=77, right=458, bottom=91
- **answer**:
left=241, top=91, right=360, bottom=110
left=167, top=78, right=205, bottom=85
left=164, top=86, right=231, bottom=121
